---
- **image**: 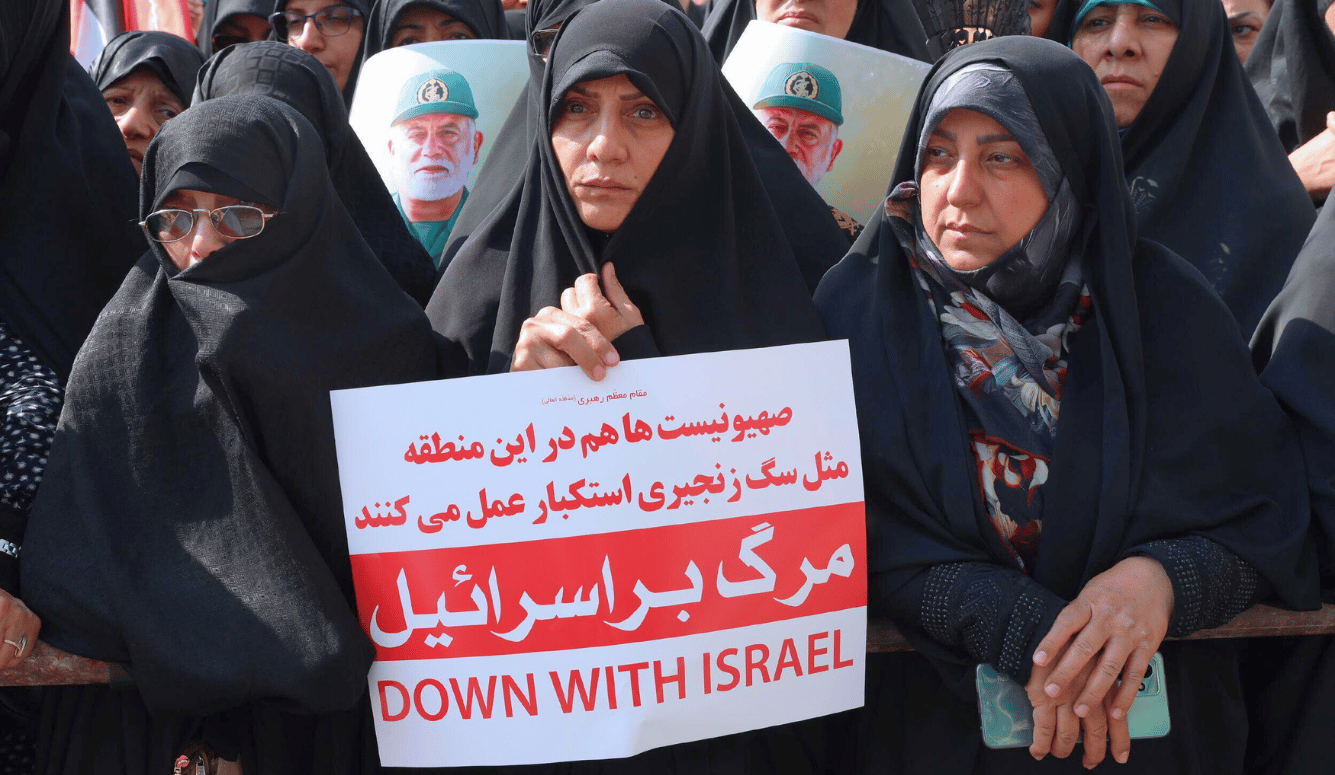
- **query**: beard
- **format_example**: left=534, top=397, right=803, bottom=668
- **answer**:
left=403, top=155, right=472, bottom=202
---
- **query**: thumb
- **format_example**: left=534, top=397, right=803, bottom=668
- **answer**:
left=601, top=262, right=635, bottom=313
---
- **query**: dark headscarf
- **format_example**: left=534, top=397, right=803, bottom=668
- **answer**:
left=20, top=96, right=440, bottom=714
left=700, top=0, right=932, bottom=63
left=1246, top=0, right=1335, bottom=152
left=90, top=30, right=204, bottom=106
left=362, top=0, right=508, bottom=60
left=1049, top=0, right=1315, bottom=337
left=0, top=0, right=142, bottom=381
left=816, top=35, right=1315, bottom=680
left=441, top=0, right=851, bottom=283
left=428, top=0, right=826, bottom=373
left=196, top=0, right=274, bottom=58
left=194, top=41, right=438, bottom=305
left=1254, top=204, right=1335, bottom=591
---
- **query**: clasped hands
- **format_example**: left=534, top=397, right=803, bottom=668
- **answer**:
left=512, top=262, right=644, bottom=378
left=1023, top=556, right=1173, bottom=769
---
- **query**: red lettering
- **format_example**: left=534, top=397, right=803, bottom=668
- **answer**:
left=716, top=648, right=741, bottom=691
left=618, top=662, right=650, bottom=707
left=449, top=675, right=498, bottom=720
left=774, top=638, right=804, bottom=681
left=605, top=666, right=618, bottom=709
left=834, top=629, right=855, bottom=669
left=549, top=668, right=602, bottom=714
left=414, top=678, right=449, bottom=721
left=808, top=632, right=830, bottom=674
left=654, top=656, right=686, bottom=703
left=378, top=680, right=410, bottom=722
left=503, top=673, right=538, bottom=717
left=702, top=651, right=712, bottom=695
left=745, top=643, right=771, bottom=687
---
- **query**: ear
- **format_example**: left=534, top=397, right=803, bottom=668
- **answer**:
left=474, top=131, right=484, bottom=163
left=828, top=138, right=843, bottom=171
left=387, top=137, right=395, bottom=155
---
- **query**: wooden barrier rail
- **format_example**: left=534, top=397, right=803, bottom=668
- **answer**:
left=5, top=603, right=1333, bottom=686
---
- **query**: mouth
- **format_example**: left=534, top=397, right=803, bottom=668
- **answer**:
left=416, top=165, right=450, bottom=174
left=943, top=222, right=988, bottom=237
left=777, top=10, right=819, bottom=24
left=575, top=178, right=633, bottom=191
left=127, top=148, right=144, bottom=164
left=1100, top=73, right=1143, bottom=89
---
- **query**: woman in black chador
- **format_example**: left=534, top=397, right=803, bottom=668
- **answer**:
left=1049, top=0, right=1316, bottom=336
left=817, top=35, right=1317, bottom=774
left=194, top=40, right=438, bottom=306
left=361, top=0, right=509, bottom=59
left=700, top=0, right=931, bottom=63
left=20, top=95, right=443, bottom=775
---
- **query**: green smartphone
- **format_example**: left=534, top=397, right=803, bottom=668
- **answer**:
left=976, top=652, right=1170, bottom=749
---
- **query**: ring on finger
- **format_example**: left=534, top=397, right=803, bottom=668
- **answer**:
left=3, top=636, right=27, bottom=657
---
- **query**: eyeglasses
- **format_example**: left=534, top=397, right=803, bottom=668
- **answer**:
left=140, top=206, right=276, bottom=243
left=210, top=33, right=248, bottom=51
left=268, top=6, right=363, bottom=40
left=528, top=27, right=560, bottom=59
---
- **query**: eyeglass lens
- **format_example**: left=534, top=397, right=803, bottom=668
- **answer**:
left=145, top=207, right=268, bottom=242
left=274, top=6, right=359, bottom=39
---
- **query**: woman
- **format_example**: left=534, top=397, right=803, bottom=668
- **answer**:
left=816, top=36, right=1315, bottom=773
left=700, top=0, right=931, bottom=63
left=197, top=0, right=273, bottom=57
left=1245, top=0, right=1335, bottom=200
left=270, top=0, right=369, bottom=104
left=19, top=95, right=443, bottom=775
left=1049, top=0, right=1315, bottom=336
left=430, top=0, right=826, bottom=375
left=361, top=0, right=508, bottom=60
left=91, top=30, right=204, bottom=176
left=194, top=41, right=438, bottom=305
left=441, top=0, right=851, bottom=282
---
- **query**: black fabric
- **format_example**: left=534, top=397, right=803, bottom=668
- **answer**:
left=0, top=1, right=142, bottom=382
left=1049, top=0, right=1315, bottom=337
left=441, top=0, right=851, bottom=284
left=194, top=41, right=438, bottom=305
left=700, top=0, right=932, bottom=63
left=362, top=0, right=508, bottom=59
left=275, top=0, right=372, bottom=105
left=1245, top=0, right=1335, bottom=152
left=196, top=0, right=275, bottom=58
left=89, top=30, right=204, bottom=106
left=815, top=35, right=1316, bottom=767
left=427, top=0, right=827, bottom=374
left=19, top=95, right=441, bottom=723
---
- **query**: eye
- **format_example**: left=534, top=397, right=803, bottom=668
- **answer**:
left=632, top=105, right=659, bottom=120
left=397, top=35, right=420, bottom=45
left=925, top=145, right=950, bottom=159
left=563, top=100, right=588, bottom=115
left=448, top=32, right=470, bottom=39
left=157, top=107, right=179, bottom=121
left=1230, top=22, right=1257, bottom=35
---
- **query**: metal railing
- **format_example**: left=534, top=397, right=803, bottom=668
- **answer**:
left=6, top=603, right=1332, bottom=686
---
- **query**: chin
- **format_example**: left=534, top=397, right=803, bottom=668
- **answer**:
left=578, top=206, right=628, bottom=233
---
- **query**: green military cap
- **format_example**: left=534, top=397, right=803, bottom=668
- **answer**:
left=391, top=68, right=478, bottom=125
left=752, top=61, right=843, bottom=126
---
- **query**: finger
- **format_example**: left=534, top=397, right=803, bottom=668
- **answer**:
left=1106, top=688, right=1131, bottom=765
left=1109, top=644, right=1154, bottom=722
left=1034, top=603, right=1091, bottom=668
left=1081, top=704, right=1108, bottom=769
left=572, top=272, right=606, bottom=314
left=1029, top=700, right=1056, bottom=760
left=560, top=286, right=579, bottom=315
left=1051, top=704, right=1081, bottom=759
left=511, top=338, right=577, bottom=373
left=601, top=262, right=640, bottom=321
left=1074, top=636, right=1137, bottom=718
left=1046, top=626, right=1111, bottom=700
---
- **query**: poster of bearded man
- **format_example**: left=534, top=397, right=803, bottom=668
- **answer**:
left=350, top=41, right=527, bottom=267
left=722, top=22, right=929, bottom=224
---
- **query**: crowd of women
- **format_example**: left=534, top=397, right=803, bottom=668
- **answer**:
left=1, top=0, right=1334, bottom=771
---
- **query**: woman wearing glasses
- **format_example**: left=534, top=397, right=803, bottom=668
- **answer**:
left=20, top=95, right=444, bottom=775
left=270, top=0, right=369, bottom=104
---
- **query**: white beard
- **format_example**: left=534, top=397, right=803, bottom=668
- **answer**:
left=402, top=154, right=472, bottom=202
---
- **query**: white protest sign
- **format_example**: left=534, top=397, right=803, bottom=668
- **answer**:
left=331, top=342, right=866, bottom=767
left=722, top=21, right=929, bottom=223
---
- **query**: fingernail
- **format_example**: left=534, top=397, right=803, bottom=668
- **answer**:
left=1075, top=704, right=1089, bottom=717
left=603, top=351, right=619, bottom=366
left=1117, top=752, right=1128, bottom=764
left=593, top=366, right=605, bottom=381
left=1034, top=651, right=1047, bottom=664
left=1046, top=683, right=1060, bottom=697
left=1111, top=707, right=1124, bottom=720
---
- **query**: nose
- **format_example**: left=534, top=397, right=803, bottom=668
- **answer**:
left=585, top=113, right=628, bottom=164
left=944, top=158, right=983, bottom=208
left=1106, top=15, right=1142, bottom=58
left=117, top=103, right=156, bottom=142
left=781, top=131, right=803, bottom=159
left=186, top=214, right=231, bottom=264
left=423, top=131, right=447, bottom=158
left=293, top=18, right=325, bottom=52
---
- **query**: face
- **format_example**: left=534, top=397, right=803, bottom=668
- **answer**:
left=389, top=5, right=479, bottom=46
left=919, top=109, right=1049, bottom=272
left=153, top=190, right=276, bottom=271
left=753, top=0, right=858, bottom=39
left=551, top=74, right=675, bottom=233
left=213, top=13, right=270, bottom=50
left=102, top=69, right=185, bottom=176
left=755, top=106, right=842, bottom=187
left=1220, top=0, right=1269, bottom=63
left=1326, top=0, right=1335, bottom=36
left=1071, top=3, right=1179, bottom=128
left=388, top=113, right=482, bottom=204
left=284, top=0, right=365, bottom=90
left=1028, top=0, right=1057, bottom=37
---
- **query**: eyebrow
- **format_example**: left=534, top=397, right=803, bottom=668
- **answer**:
left=1227, top=11, right=1260, bottom=20
left=392, top=21, right=424, bottom=32
left=978, top=133, right=1017, bottom=144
